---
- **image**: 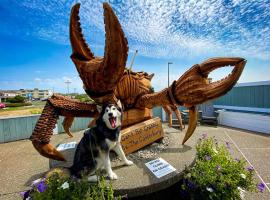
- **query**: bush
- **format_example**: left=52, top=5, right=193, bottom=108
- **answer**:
left=30, top=109, right=42, bottom=114
left=180, top=136, right=261, bottom=200
left=5, top=102, right=32, bottom=107
left=74, top=94, right=93, bottom=102
left=7, top=95, right=26, bottom=103
left=20, top=173, right=121, bottom=200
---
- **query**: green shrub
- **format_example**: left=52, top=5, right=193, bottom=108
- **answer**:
left=74, top=94, right=93, bottom=102
left=20, top=173, right=121, bottom=200
left=30, top=109, right=42, bottom=114
left=6, top=102, right=32, bottom=107
left=181, top=136, right=259, bottom=200
left=5, top=102, right=32, bottom=107
left=7, top=95, right=26, bottom=103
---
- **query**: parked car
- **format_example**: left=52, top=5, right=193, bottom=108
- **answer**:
left=0, top=103, right=6, bottom=109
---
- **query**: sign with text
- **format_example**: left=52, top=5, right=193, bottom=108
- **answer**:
left=57, top=142, right=76, bottom=151
left=145, top=158, right=176, bottom=178
left=121, top=117, right=164, bottom=154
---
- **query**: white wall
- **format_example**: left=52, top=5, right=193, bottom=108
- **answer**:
left=218, top=110, right=270, bottom=134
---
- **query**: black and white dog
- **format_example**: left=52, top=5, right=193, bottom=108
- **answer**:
left=70, top=100, right=133, bottom=181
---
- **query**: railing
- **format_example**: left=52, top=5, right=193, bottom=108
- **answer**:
left=0, top=115, right=91, bottom=143
left=0, top=107, right=163, bottom=143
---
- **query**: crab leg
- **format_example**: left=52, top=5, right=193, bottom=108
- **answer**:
left=182, top=106, right=197, bottom=144
left=30, top=95, right=99, bottom=161
left=62, top=116, right=75, bottom=137
left=162, top=105, right=173, bottom=127
left=170, top=105, right=184, bottom=130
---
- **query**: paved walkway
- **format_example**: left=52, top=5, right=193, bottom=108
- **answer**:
left=0, top=125, right=269, bottom=199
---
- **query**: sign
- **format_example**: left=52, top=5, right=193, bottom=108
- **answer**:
left=27, top=93, right=32, bottom=98
left=145, top=158, right=176, bottom=178
left=121, top=117, right=164, bottom=154
left=57, top=142, right=76, bottom=151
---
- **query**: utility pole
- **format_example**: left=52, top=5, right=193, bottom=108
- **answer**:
left=64, top=80, right=71, bottom=95
left=129, top=50, right=138, bottom=70
left=168, top=62, right=173, bottom=87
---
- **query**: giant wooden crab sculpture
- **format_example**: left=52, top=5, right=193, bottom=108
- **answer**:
left=30, top=3, right=246, bottom=161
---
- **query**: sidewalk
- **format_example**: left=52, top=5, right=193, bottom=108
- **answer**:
left=0, top=125, right=269, bottom=199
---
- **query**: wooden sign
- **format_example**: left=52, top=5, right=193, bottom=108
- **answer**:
left=121, top=117, right=164, bottom=154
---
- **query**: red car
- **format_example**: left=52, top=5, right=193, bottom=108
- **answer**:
left=0, top=103, right=5, bottom=109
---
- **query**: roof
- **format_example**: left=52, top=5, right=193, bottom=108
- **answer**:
left=235, top=80, right=270, bottom=87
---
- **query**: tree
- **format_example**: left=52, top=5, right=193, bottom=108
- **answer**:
left=7, top=95, right=26, bottom=103
left=74, top=94, right=93, bottom=102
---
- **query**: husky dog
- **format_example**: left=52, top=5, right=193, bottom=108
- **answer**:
left=70, top=100, right=133, bottom=181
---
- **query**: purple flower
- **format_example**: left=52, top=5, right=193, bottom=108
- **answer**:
left=205, top=155, right=211, bottom=161
left=257, top=182, right=265, bottom=193
left=216, top=165, right=222, bottom=171
left=36, top=181, right=47, bottom=193
left=247, top=166, right=254, bottom=172
left=20, top=190, right=30, bottom=198
left=31, top=178, right=45, bottom=186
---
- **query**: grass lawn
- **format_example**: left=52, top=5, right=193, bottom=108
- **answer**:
left=0, top=101, right=46, bottom=117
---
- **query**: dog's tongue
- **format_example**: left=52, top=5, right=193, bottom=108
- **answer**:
left=110, top=118, right=116, bottom=128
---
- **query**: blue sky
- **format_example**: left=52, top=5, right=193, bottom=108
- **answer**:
left=0, top=0, right=269, bottom=93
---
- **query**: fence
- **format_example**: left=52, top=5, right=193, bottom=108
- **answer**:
left=0, top=107, right=163, bottom=143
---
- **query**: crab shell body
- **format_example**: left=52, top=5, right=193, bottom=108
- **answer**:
left=30, top=3, right=246, bottom=161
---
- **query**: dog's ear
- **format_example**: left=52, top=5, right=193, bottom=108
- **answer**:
left=117, top=100, right=122, bottom=110
left=97, top=105, right=102, bottom=113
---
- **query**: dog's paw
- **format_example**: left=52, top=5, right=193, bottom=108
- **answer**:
left=108, top=172, right=118, bottom=180
left=125, top=160, right=134, bottom=166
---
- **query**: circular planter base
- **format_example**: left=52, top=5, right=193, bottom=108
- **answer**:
left=49, top=125, right=196, bottom=198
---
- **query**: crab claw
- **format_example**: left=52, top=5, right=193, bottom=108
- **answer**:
left=70, top=3, right=128, bottom=104
left=135, top=57, right=245, bottom=144
left=174, top=57, right=246, bottom=106
left=173, top=57, right=246, bottom=144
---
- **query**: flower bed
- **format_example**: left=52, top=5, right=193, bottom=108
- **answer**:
left=180, top=135, right=264, bottom=199
left=20, top=173, right=121, bottom=200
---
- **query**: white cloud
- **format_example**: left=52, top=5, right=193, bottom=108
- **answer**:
left=34, top=76, right=84, bottom=93
left=13, top=0, right=270, bottom=60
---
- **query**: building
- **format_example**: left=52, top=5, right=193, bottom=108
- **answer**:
left=17, top=88, right=53, bottom=100
left=0, top=90, right=18, bottom=102
left=0, top=90, right=17, bottom=98
left=0, top=88, right=53, bottom=101
left=213, top=80, right=270, bottom=134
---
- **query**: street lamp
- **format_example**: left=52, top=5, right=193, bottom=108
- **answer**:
left=168, top=62, right=173, bottom=87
